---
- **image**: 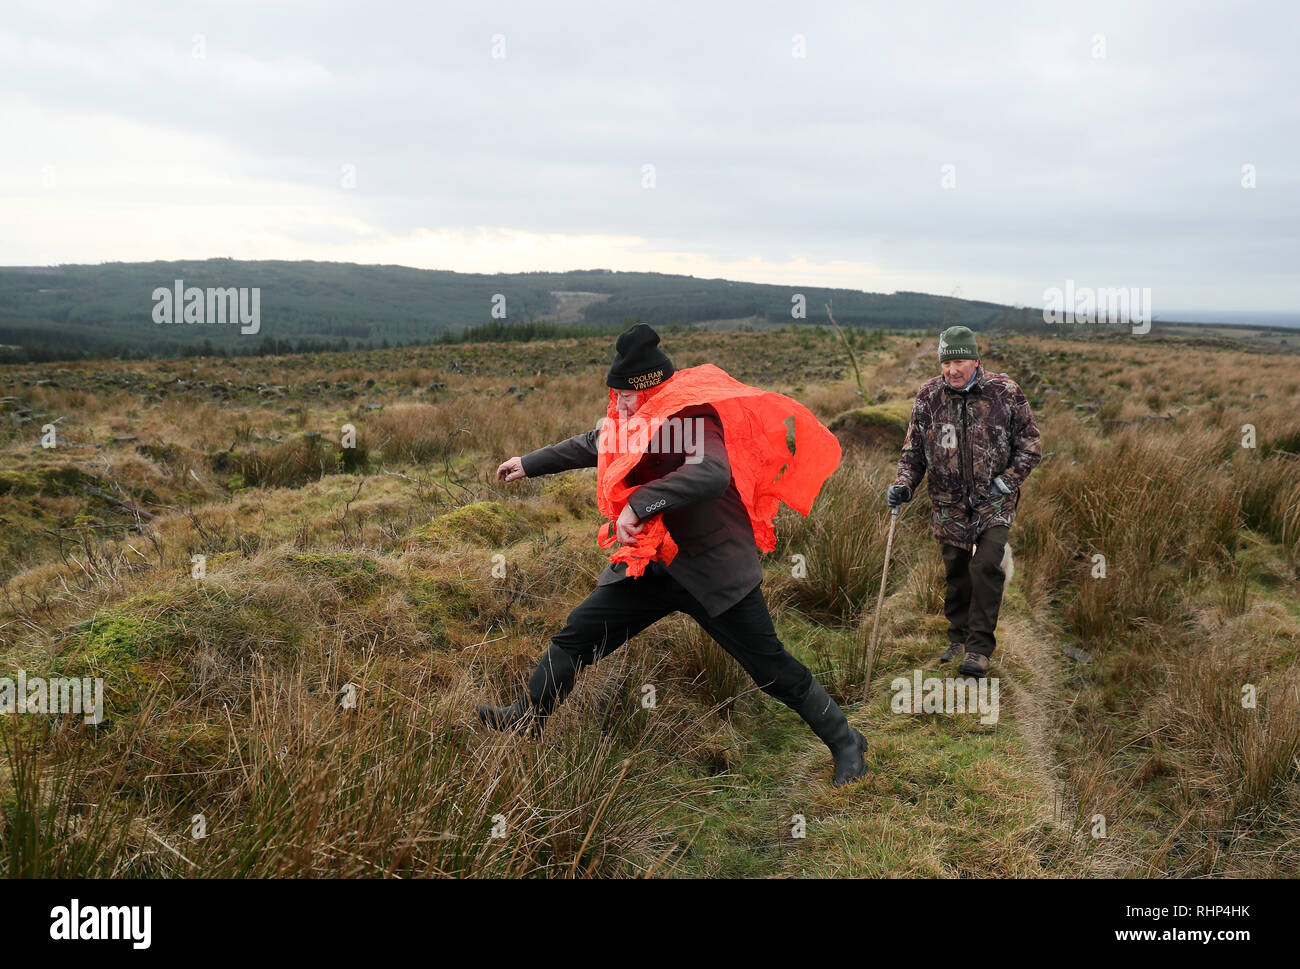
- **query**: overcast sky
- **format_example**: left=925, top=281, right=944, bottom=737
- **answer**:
left=2, top=0, right=1296, bottom=312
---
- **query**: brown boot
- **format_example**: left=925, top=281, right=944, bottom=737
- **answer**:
left=940, top=641, right=964, bottom=663
left=957, top=652, right=991, bottom=678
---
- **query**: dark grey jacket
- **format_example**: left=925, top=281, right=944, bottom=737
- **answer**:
left=520, top=403, right=762, bottom=617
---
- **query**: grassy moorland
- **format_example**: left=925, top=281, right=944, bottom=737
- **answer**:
left=1, top=325, right=1297, bottom=877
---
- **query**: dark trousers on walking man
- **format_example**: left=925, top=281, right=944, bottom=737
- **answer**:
left=940, top=525, right=1010, bottom=662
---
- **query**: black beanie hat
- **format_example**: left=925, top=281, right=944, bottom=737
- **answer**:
left=606, top=322, right=675, bottom=390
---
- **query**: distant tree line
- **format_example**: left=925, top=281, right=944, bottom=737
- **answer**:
left=0, top=260, right=1032, bottom=363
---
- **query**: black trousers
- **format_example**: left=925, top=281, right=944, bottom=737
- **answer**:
left=525, top=564, right=814, bottom=716
left=939, top=524, right=1010, bottom=658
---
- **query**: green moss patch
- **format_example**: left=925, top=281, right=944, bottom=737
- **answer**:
left=46, top=612, right=175, bottom=719
left=0, top=465, right=95, bottom=498
left=284, top=551, right=386, bottom=598
left=405, top=573, right=478, bottom=646
left=414, top=500, right=541, bottom=547
left=542, top=473, right=597, bottom=518
left=828, top=401, right=912, bottom=451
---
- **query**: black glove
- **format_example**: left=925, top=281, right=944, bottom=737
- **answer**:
left=887, top=484, right=912, bottom=507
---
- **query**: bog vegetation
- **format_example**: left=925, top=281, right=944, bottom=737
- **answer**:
left=1, top=325, right=1297, bottom=876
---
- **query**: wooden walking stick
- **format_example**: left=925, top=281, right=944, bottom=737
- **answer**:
left=863, top=505, right=900, bottom=703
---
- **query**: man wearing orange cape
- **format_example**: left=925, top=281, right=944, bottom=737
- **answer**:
left=485, top=323, right=868, bottom=786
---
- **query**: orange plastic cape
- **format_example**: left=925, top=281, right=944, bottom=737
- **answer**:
left=596, top=363, right=843, bottom=578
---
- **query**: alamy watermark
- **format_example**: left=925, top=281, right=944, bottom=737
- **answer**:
left=891, top=670, right=1000, bottom=724
left=1, top=670, right=104, bottom=725
left=597, top=416, right=705, bottom=464
left=50, top=899, right=150, bottom=949
left=1042, top=280, right=1151, bottom=335
left=152, top=279, right=261, bottom=334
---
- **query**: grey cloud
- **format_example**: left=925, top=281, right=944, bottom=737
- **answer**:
left=4, top=0, right=1298, bottom=309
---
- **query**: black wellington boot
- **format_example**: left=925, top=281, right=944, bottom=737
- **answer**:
left=792, top=680, right=868, bottom=786
left=477, top=644, right=574, bottom=737
left=475, top=697, right=541, bottom=736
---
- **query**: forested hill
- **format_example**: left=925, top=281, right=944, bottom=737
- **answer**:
left=0, top=260, right=1025, bottom=362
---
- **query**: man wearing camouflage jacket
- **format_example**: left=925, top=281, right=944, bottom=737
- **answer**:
left=886, top=325, right=1042, bottom=678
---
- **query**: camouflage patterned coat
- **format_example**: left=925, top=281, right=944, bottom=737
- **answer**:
left=893, top=365, right=1042, bottom=550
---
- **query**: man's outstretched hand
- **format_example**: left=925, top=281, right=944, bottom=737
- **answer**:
left=497, top=456, right=526, bottom=482
left=616, top=503, right=644, bottom=545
